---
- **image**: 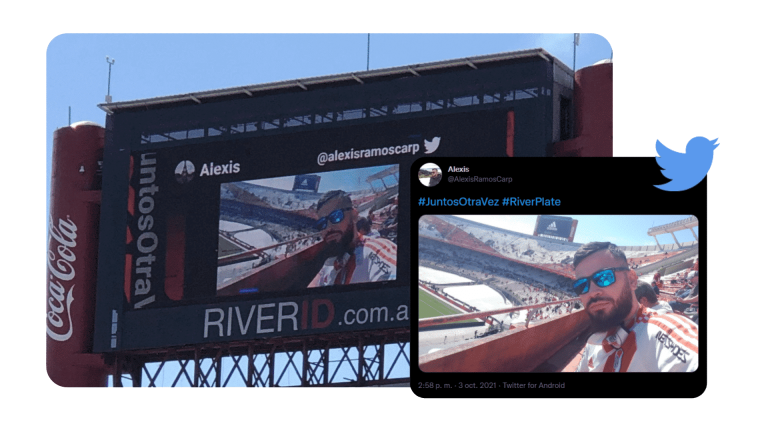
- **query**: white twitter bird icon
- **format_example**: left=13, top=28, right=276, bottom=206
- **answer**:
left=424, top=137, right=441, bottom=154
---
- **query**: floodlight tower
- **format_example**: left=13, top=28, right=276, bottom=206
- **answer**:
left=105, top=56, right=116, bottom=103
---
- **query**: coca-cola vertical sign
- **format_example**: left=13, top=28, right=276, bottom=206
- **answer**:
left=47, top=216, right=77, bottom=342
left=47, top=122, right=109, bottom=386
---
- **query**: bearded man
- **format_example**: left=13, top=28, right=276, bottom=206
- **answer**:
left=309, top=190, right=396, bottom=287
left=572, top=242, right=698, bottom=372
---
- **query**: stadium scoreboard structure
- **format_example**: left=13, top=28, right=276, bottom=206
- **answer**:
left=89, top=48, right=582, bottom=353
left=533, top=215, right=578, bottom=242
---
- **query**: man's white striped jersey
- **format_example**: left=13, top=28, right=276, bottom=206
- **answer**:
left=576, top=306, right=698, bottom=372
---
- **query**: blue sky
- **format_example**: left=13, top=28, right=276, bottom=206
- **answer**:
left=44, top=34, right=614, bottom=389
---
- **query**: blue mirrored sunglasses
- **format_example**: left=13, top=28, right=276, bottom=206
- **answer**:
left=313, top=208, right=352, bottom=231
left=572, top=267, right=630, bottom=295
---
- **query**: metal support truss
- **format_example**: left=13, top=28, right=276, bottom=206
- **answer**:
left=106, top=329, right=410, bottom=387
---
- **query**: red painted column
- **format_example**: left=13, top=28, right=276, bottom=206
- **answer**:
left=505, top=111, right=515, bottom=157
left=552, top=62, right=613, bottom=157
left=574, top=63, right=612, bottom=156
left=47, top=121, right=110, bottom=387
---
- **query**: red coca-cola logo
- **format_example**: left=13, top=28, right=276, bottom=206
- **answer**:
left=47, top=216, right=77, bottom=342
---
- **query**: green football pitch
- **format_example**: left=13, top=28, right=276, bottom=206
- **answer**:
left=418, top=289, right=478, bottom=326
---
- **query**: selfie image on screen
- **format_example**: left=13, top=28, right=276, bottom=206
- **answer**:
left=216, top=164, right=399, bottom=296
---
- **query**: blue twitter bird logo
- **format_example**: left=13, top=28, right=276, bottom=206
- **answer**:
left=655, top=137, right=719, bottom=191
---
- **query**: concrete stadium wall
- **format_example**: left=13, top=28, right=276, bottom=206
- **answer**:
left=659, top=258, right=695, bottom=276
left=426, top=321, right=486, bottom=332
left=419, top=310, right=590, bottom=373
left=636, top=246, right=699, bottom=276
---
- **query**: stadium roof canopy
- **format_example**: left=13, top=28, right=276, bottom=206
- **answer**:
left=647, top=216, right=699, bottom=236
left=98, top=48, right=568, bottom=114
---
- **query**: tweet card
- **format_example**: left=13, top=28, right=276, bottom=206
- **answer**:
left=410, top=157, right=706, bottom=398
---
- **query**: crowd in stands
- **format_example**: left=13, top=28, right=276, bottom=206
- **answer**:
left=420, top=243, right=580, bottom=325
left=634, top=259, right=699, bottom=325
left=625, top=249, right=686, bottom=268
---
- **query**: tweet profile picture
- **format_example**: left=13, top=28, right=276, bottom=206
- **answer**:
left=418, top=163, right=443, bottom=187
